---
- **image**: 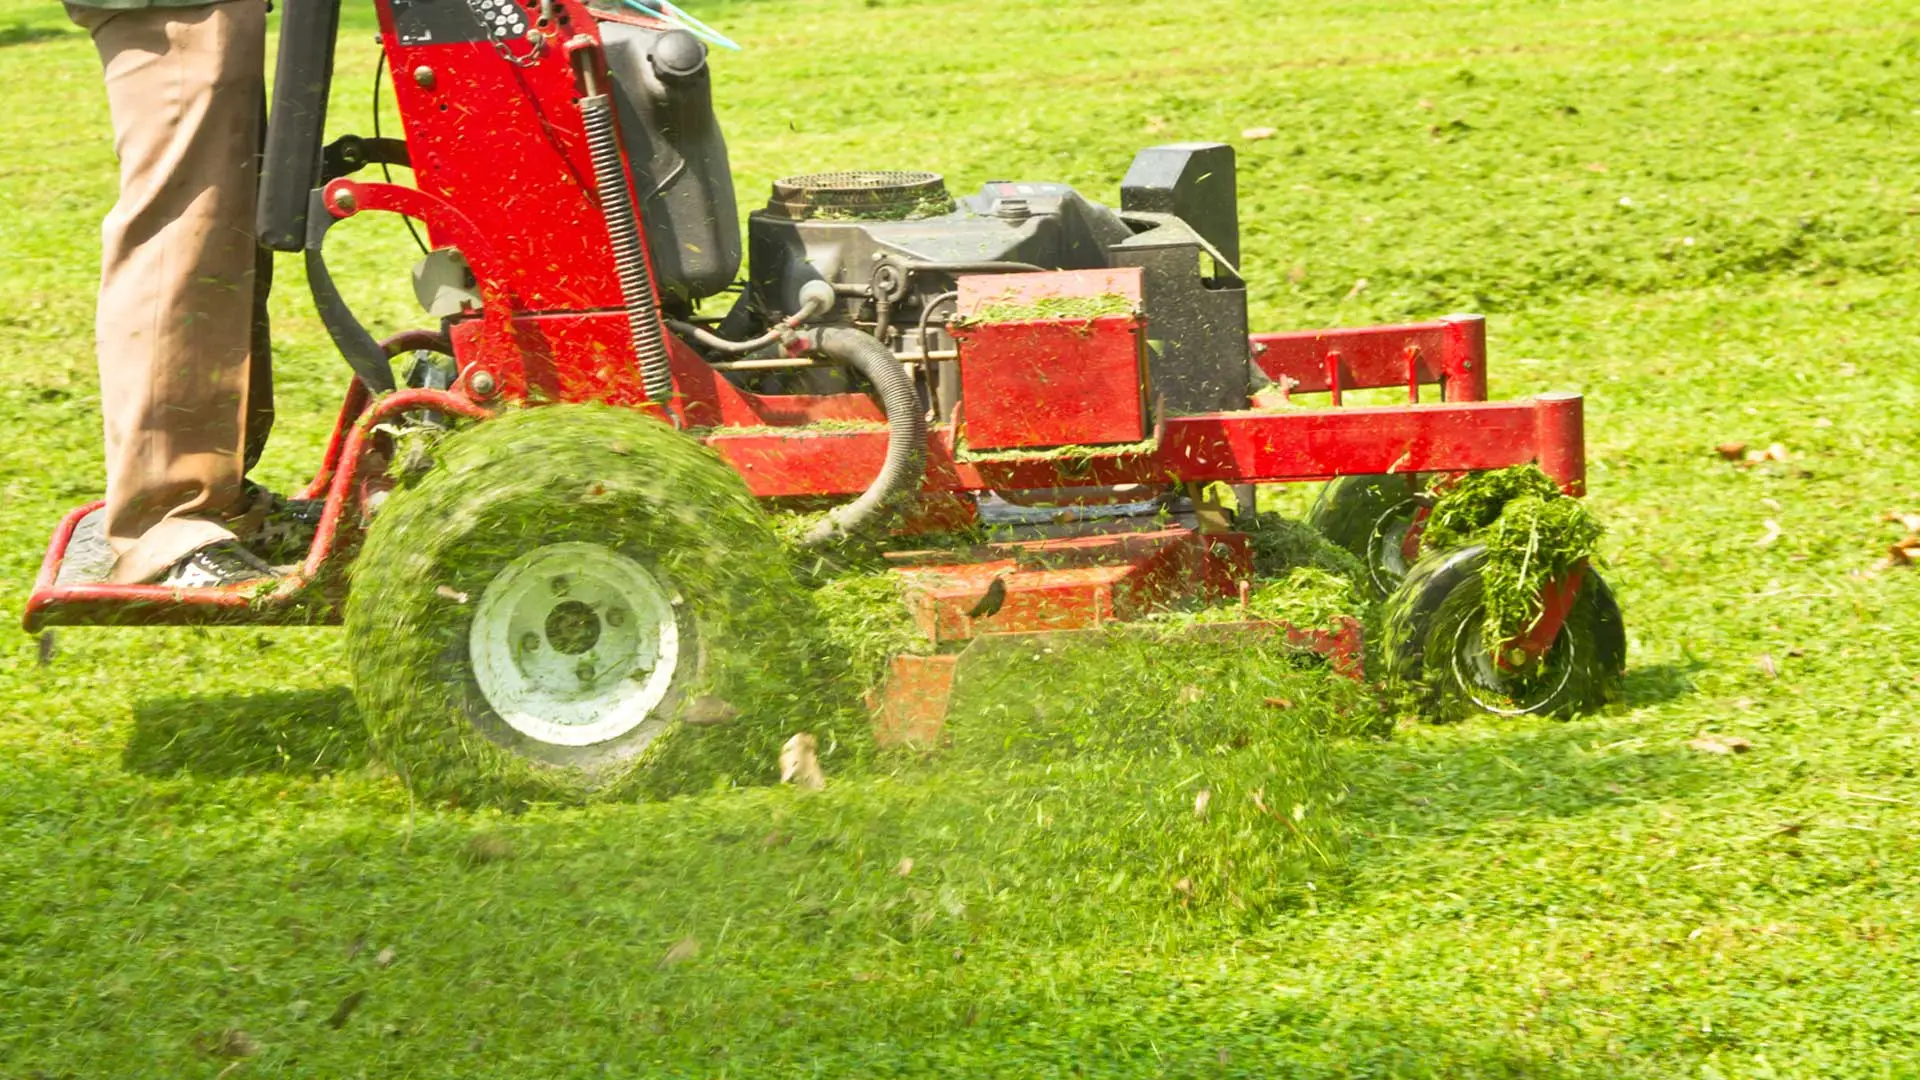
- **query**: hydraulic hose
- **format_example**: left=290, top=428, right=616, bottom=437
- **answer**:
left=799, top=327, right=926, bottom=545
left=666, top=282, right=834, bottom=356
left=579, top=90, right=676, bottom=409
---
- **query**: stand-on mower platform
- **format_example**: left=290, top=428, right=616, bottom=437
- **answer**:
left=25, top=0, right=1623, bottom=802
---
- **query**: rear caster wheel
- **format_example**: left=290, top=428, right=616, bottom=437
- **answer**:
left=1307, top=473, right=1428, bottom=597
left=345, top=404, right=820, bottom=804
left=1382, top=545, right=1624, bottom=721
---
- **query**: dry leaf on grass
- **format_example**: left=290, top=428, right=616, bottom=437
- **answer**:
left=779, top=732, right=825, bottom=790
left=1715, top=441, right=1748, bottom=460
left=1866, top=511, right=1920, bottom=573
left=1178, top=684, right=1205, bottom=704
left=375, top=945, right=397, bottom=968
left=1755, top=653, right=1777, bottom=678
left=1755, top=519, right=1781, bottom=547
left=1241, top=126, right=1278, bottom=141
left=659, top=937, right=700, bottom=967
left=894, top=857, right=914, bottom=877
left=1687, top=734, right=1753, bottom=755
left=682, top=695, right=739, bottom=727
left=197, top=1029, right=258, bottom=1059
left=1193, top=788, right=1212, bottom=819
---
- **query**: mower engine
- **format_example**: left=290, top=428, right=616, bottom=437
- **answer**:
left=726, top=161, right=1254, bottom=432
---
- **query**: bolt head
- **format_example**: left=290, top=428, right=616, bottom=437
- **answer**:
left=333, top=190, right=357, bottom=213
left=412, top=65, right=436, bottom=89
left=604, top=607, right=626, bottom=628
left=520, top=632, right=541, bottom=653
left=575, top=660, right=596, bottom=682
left=468, top=370, right=498, bottom=397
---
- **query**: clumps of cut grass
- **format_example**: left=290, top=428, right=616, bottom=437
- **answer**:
left=928, top=628, right=1368, bottom=924
left=1234, top=567, right=1367, bottom=630
left=1171, top=512, right=1372, bottom=632
left=1421, top=465, right=1605, bottom=645
left=1244, top=511, right=1371, bottom=582
left=811, top=571, right=929, bottom=695
left=961, top=292, right=1138, bottom=325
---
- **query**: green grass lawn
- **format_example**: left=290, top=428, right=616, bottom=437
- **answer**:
left=4, top=0, right=1920, bottom=1075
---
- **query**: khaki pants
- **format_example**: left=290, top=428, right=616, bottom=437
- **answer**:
left=67, top=0, right=275, bottom=583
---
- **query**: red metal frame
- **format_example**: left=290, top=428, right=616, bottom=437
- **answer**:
left=23, top=0, right=1596, bottom=692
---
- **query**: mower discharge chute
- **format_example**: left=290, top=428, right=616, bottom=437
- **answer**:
left=24, top=0, right=1623, bottom=800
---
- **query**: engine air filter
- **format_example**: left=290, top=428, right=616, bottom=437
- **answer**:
left=766, top=170, right=955, bottom=221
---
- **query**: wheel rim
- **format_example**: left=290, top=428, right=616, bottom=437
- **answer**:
left=1366, top=501, right=1419, bottom=594
left=1446, top=615, right=1575, bottom=716
left=468, top=542, right=682, bottom=747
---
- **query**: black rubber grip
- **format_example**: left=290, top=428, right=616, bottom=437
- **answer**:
left=258, top=0, right=343, bottom=252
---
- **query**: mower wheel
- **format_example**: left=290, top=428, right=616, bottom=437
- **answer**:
left=1381, top=544, right=1624, bottom=721
left=1307, top=473, right=1428, bottom=597
left=345, top=404, right=818, bottom=804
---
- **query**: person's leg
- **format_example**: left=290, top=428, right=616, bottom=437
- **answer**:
left=69, top=0, right=267, bottom=584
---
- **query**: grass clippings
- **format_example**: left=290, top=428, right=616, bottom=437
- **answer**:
left=1422, top=464, right=1605, bottom=645
left=7, top=0, right=1920, bottom=1072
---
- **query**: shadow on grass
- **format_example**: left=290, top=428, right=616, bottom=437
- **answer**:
left=1619, top=658, right=1704, bottom=708
left=1, top=24, right=79, bottom=47
left=125, top=688, right=371, bottom=779
left=1337, top=715, right=1720, bottom=853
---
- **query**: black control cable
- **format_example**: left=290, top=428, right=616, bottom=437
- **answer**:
left=372, top=47, right=429, bottom=255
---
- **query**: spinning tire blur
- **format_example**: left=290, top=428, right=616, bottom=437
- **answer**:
left=1307, top=473, right=1427, bottom=598
left=1382, top=544, right=1624, bottom=721
left=345, top=404, right=812, bottom=804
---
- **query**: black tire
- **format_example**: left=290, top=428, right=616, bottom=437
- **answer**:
left=345, top=404, right=830, bottom=805
left=1382, top=545, right=1624, bottom=721
left=1307, top=473, right=1427, bottom=597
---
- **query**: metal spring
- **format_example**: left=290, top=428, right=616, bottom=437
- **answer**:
left=579, top=93, right=675, bottom=410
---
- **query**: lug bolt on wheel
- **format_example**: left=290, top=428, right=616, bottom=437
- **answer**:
left=550, top=576, right=569, bottom=596
left=521, top=632, right=541, bottom=653
left=605, top=607, right=626, bottom=628
left=575, top=660, right=596, bottom=682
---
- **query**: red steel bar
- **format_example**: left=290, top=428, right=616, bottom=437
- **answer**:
left=1252, top=314, right=1487, bottom=402
left=708, top=395, right=1575, bottom=498
left=24, top=388, right=493, bottom=631
left=1530, top=391, right=1586, bottom=495
left=1439, top=313, right=1487, bottom=403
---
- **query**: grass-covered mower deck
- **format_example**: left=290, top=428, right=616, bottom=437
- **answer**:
left=23, top=0, right=1622, bottom=799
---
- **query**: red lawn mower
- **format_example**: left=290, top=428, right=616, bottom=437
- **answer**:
left=25, top=0, right=1623, bottom=796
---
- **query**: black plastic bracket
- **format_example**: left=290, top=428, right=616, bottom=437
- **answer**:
left=320, top=135, right=411, bottom=184
left=304, top=189, right=398, bottom=394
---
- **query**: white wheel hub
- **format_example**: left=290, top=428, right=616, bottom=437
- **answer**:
left=468, top=542, right=682, bottom=747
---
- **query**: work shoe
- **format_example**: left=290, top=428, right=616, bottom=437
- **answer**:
left=238, top=483, right=324, bottom=564
left=159, top=541, right=277, bottom=589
